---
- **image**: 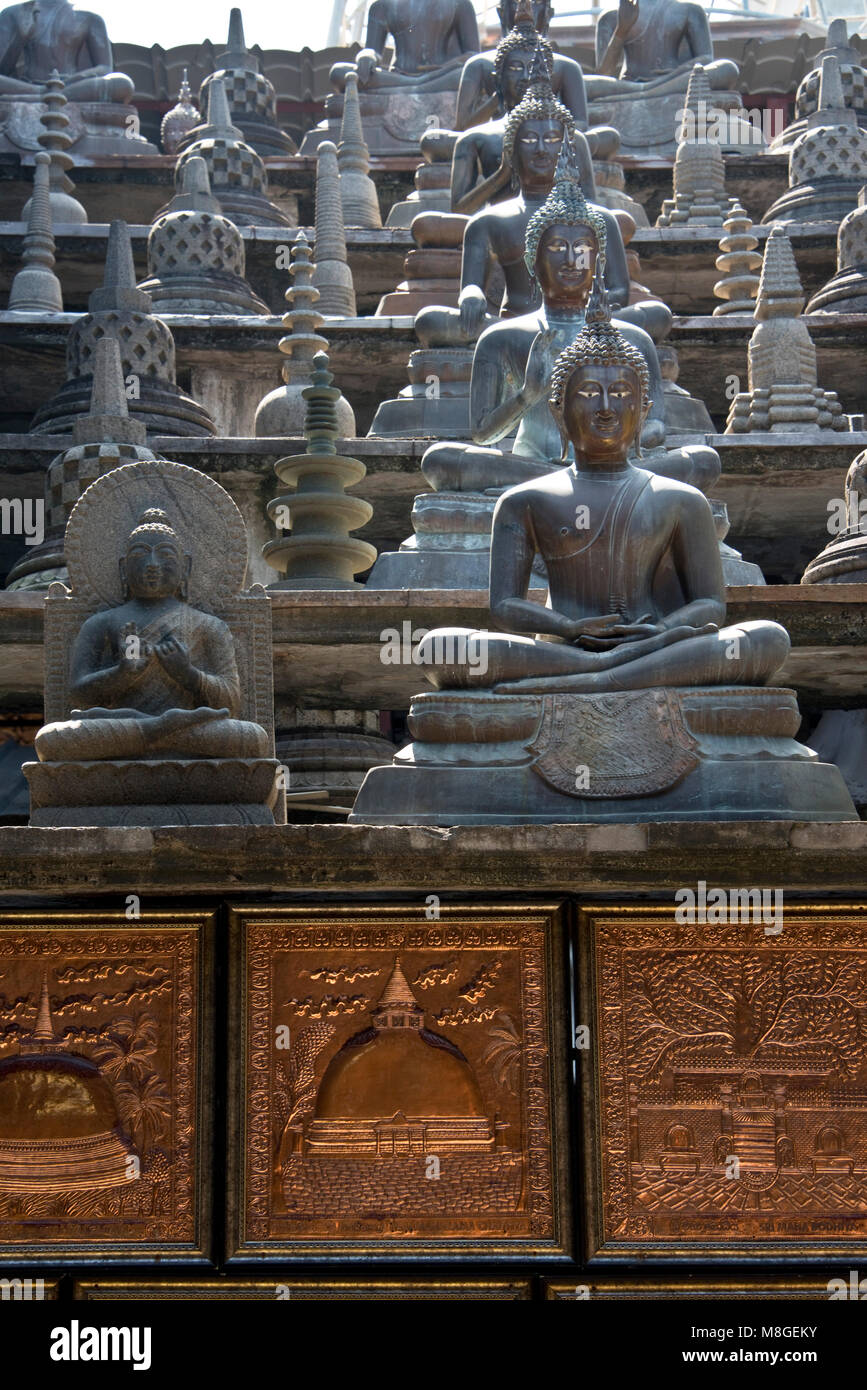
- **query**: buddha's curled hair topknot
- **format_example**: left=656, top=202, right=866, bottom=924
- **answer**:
left=493, top=25, right=554, bottom=92
left=128, top=507, right=179, bottom=539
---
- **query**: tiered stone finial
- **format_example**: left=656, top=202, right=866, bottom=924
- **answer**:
left=657, top=65, right=729, bottom=227
left=6, top=339, right=157, bottom=590
left=312, top=141, right=356, bottom=317
left=726, top=225, right=846, bottom=434
left=337, top=72, right=382, bottom=229
left=254, top=231, right=355, bottom=437
left=175, top=77, right=293, bottom=228
left=161, top=70, right=201, bottom=155
left=806, top=185, right=867, bottom=314
left=762, top=56, right=867, bottom=225
left=713, top=201, right=762, bottom=315
left=771, top=19, right=867, bottom=153
left=8, top=155, right=63, bottom=313
left=22, top=73, right=87, bottom=226
left=263, top=351, right=374, bottom=588
left=139, top=157, right=269, bottom=314
left=803, top=446, right=867, bottom=583
left=30, top=219, right=216, bottom=438
left=197, top=8, right=296, bottom=156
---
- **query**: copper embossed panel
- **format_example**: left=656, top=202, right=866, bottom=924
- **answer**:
left=229, top=904, right=569, bottom=1259
left=0, top=913, right=211, bottom=1262
left=580, top=905, right=867, bottom=1260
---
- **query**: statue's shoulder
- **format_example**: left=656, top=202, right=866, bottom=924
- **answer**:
left=647, top=468, right=709, bottom=509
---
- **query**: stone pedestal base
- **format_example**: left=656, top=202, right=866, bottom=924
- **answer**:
left=588, top=89, right=762, bottom=159
left=368, top=347, right=472, bottom=437
left=25, top=757, right=284, bottom=827
left=350, top=686, right=856, bottom=824
left=0, top=98, right=158, bottom=159
left=300, top=89, right=460, bottom=158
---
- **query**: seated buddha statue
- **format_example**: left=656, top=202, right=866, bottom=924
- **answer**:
left=329, top=0, right=480, bottom=94
left=0, top=0, right=133, bottom=102
left=457, top=0, right=587, bottom=131
left=586, top=0, right=738, bottom=99
left=35, top=508, right=270, bottom=763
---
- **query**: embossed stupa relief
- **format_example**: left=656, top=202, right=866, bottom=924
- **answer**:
left=713, top=201, right=761, bottom=316
left=656, top=66, right=730, bottom=228
left=26, top=458, right=283, bottom=828
left=21, top=73, right=86, bottom=225
left=762, top=56, right=867, bottom=226
left=806, top=186, right=867, bottom=314
left=582, top=905, right=867, bottom=1258
left=338, top=72, right=382, bottom=230
left=231, top=906, right=568, bottom=1258
left=726, top=225, right=847, bottom=434
left=8, top=153, right=63, bottom=313
left=139, top=156, right=269, bottom=315
left=30, top=219, right=216, bottom=439
left=313, top=141, right=357, bottom=318
left=195, top=8, right=296, bottom=157
left=0, top=915, right=208, bottom=1260
left=174, top=77, right=294, bottom=230
left=6, top=338, right=156, bottom=591
left=264, top=352, right=372, bottom=590
left=770, top=19, right=867, bottom=153
left=161, top=70, right=200, bottom=155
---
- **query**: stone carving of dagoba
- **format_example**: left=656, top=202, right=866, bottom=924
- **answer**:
left=26, top=459, right=284, bottom=827
left=299, top=0, right=482, bottom=157
left=807, top=186, right=867, bottom=315
left=0, top=0, right=157, bottom=157
left=803, top=448, right=867, bottom=585
left=194, top=8, right=296, bottom=158
left=585, top=0, right=759, bottom=158
left=0, top=969, right=136, bottom=1194
left=770, top=19, right=867, bottom=154
left=351, top=291, right=856, bottom=825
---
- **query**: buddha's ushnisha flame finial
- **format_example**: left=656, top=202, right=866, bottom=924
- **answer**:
left=549, top=262, right=652, bottom=423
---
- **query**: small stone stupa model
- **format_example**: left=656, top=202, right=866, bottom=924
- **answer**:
left=726, top=225, right=847, bottom=434
left=8, top=154, right=63, bottom=313
left=254, top=231, right=355, bottom=438
left=313, top=142, right=356, bottom=317
left=139, top=157, right=269, bottom=315
left=656, top=66, right=729, bottom=228
left=762, top=56, right=867, bottom=225
left=30, top=219, right=216, bottom=438
left=26, top=457, right=284, bottom=827
left=161, top=70, right=201, bottom=155
left=263, top=351, right=375, bottom=589
left=713, top=201, right=761, bottom=315
left=196, top=8, right=296, bottom=157
left=803, top=447, right=867, bottom=584
left=6, top=338, right=157, bottom=591
left=22, top=73, right=87, bottom=225
left=337, top=72, right=382, bottom=230
left=175, top=77, right=293, bottom=229
left=806, top=186, right=867, bottom=314
left=770, top=19, right=867, bottom=153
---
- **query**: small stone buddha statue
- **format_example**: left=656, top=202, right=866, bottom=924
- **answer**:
left=36, top=508, right=269, bottom=764
left=0, top=0, right=134, bottom=102
left=329, top=0, right=481, bottom=94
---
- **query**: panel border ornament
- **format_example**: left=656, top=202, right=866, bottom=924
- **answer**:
left=227, top=902, right=571, bottom=1261
left=578, top=903, right=867, bottom=1263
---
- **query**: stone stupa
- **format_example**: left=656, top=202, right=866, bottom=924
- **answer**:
left=713, top=201, right=761, bottom=315
left=762, top=56, right=867, bottom=225
left=806, top=185, right=867, bottom=314
left=656, top=66, right=730, bottom=228
left=8, top=154, right=63, bottom=313
left=337, top=72, right=382, bottom=230
left=196, top=8, right=296, bottom=157
left=312, top=142, right=356, bottom=317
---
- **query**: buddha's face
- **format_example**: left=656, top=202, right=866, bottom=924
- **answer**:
left=513, top=118, right=564, bottom=188
left=536, top=221, right=597, bottom=306
left=123, top=530, right=185, bottom=600
left=562, top=362, right=643, bottom=461
left=499, top=49, right=537, bottom=110
left=499, top=0, right=552, bottom=35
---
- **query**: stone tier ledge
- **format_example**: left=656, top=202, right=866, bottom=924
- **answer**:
left=0, top=819, right=863, bottom=898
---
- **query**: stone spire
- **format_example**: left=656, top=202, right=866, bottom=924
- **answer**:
left=33, top=970, right=55, bottom=1044
left=763, top=55, right=867, bottom=225
left=196, top=8, right=296, bottom=156
left=713, top=201, right=761, bottom=316
left=161, top=69, right=201, bottom=155
left=312, top=142, right=356, bottom=316
left=175, top=77, right=293, bottom=228
left=255, top=231, right=355, bottom=436
left=338, top=72, right=382, bottom=229
left=8, top=154, right=63, bottom=313
left=30, top=219, right=216, bottom=437
left=22, top=72, right=87, bottom=226
left=771, top=18, right=867, bottom=152
left=263, top=351, right=375, bottom=588
left=657, top=65, right=728, bottom=227
left=806, top=185, right=867, bottom=313
left=139, top=156, right=270, bottom=314
left=726, top=225, right=846, bottom=434
left=6, top=339, right=157, bottom=591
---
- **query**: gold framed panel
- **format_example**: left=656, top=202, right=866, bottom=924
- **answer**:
left=545, top=1278, right=840, bottom=1300
left=0, top=910, right=213, bottom=1263
left=76, top=1279, right=533, bottom=1300
left=227, top=902, right=571, bottom=1260
left=579, top=903, right=867, bottom=1262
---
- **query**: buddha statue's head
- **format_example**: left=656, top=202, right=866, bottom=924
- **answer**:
left=498, top=0, right=553, bottom=37
left=525, top=170, right=607, bottom=308
left=549, top=274, right=651, bottom=463
left=503, top=83, right=575, bottom=193
left=120, top=508, right=191, bottom=602
left=493, top=26, right=553, bottom=111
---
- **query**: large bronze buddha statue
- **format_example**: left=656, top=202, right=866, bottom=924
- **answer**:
left=330, top=0, right=480, bottom=93
left=456, top=0, right=587, bottom=132
left=0, top=0, right=133, bottom=102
